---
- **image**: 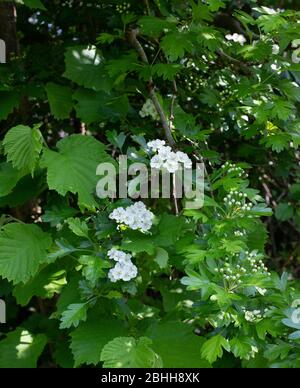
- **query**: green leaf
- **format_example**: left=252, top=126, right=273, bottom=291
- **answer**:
left=13, top=264, right=66, bottom=306
left=0, top=223, right=52, bottom=284
left=106, top=52, right=138, bottom=80
left=230, top=337, right=253, bottom=360
left=3, top=125, right=43, bottom=175
left=100, top=337, right=161, bottom=368
left=201, top=335, right=230, bottom=364
left=64, top=46, right=111, bottom=92
left=41, top=135, right=114, bottom=209
left=152, top=63, right=181, bottom=81
left=246, top=221, right=268, bottom=252
left=264, top=341, right=291, bottom=361
left=272, top=99, right=293, bottom=121
left=122, top=233, right=155, bottom=255
left=198, top=27, right=222, bottom=51
left=0, top=328, right=47, bottom=368
left=79, top=255, right=110, bottom=286
left=146, top=321, right=210, bottom=368
left=263, top=133, right=290, bottom=153
left=0, top=162, right=25, bottom=197
left=60, top=303, right=88, bottom=329
left=73, top=89, right=129, bottom=124
left=70, top=313, right=127, bottom=367
left=207, top=0, right=225, bottom=12
left=97, top=33, right=119, bottom=44
left=275, top=203, right=294, bottom=221
left=55, top=275, right=81, bottom=317
left=21, top=0, right=46, bottom=10
left=155, top=214, right=187, bottom=247
left=0, top=170, right=45, bottom=208
left=257, top=14, right=287, bottom=33
left=138, top=16, right=177, bottom=37
left=45, top=83, right=73, bottom=119
left=154, top=247, right=169, bottom=269
left=256, top=319, right=281, bottom=340
left=221, top=238, right=246, bottom=254
left=0, top=91, right=20, bottom=121
left=161, top=32, right=194, bottom=61
left=47, top=239, right=78, bottom=262
left=42, top=198, right=78, bottom=227
left=250, top=203, right=273, bottom=216
left=66, top=218, right=89, bottom=238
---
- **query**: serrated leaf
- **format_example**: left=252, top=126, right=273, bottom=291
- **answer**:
left=0, top=223, right=52, bottom=284
left=41, top=135, right=114, bottom=209
left=60, top=303, right=88, bottom=329
left=0, top=170, right=45, bottom=208
left=0, top=328, right=47, bottom=368
left=73, top=89, right=129, bottom=124
left=79, top=255, right=110, bottom=286
left=42, top=198, right=78, bottom=227
left=45, top=83, right=73, bottom=119
left=152, top=63, right=181, bottom=80
left=201, top=335, right=230, bottom=364
left=0, top=91, right=20, bottom=121
left=70, top=313, right=127, bottom=366
left=154, top=247, right=169, bottom=269
left=161, top=32, right=194, bottom=61
left=66, top=218, right=89, bottom=238
left=13, top=264, right=66, bottom=306
left=138, top=16, right=177, bottom=37
left=100, top=337, right=160, bottom=368
left=3, top=125, right=43, bottom=175
left=230, top=337, right=253, bottom=360
left=146, top=321, right=210, bottom=368
left=0, top=162, right=25, bottom=197
left=264, top=341, right=291, bottom=361
left=64, top=46, right=111, bottom=92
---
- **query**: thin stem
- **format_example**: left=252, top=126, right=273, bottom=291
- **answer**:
left=128, top=28, right=175, bottom=147
left=173, top=173, right=179, bottom=216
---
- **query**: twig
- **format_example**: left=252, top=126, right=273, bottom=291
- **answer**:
left=128, top=28, right=175, bottom=147
left=144, top=0, right=151, bottom=16
left=216, top=48, right=252, bottom=76
left=169, top=79, right=178, bottom=129
left=173, top=174, right=179, bottom=216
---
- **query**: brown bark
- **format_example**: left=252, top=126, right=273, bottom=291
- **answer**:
left=0, top=1, right=19, bottom=59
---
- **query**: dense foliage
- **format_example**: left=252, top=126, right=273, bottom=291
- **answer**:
left=1, top=0, right=300, bottom=368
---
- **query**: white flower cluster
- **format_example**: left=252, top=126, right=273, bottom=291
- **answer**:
left=234, top=230, right=247, bottom=237
left=185, top=59, right=200, bottom=71
left=214, top=251, right=270, bottom=287
left=272, top=44, right=280, bottom=55
left=139, top=99, right=160, bottom=121
left=215, top=262, right=243, bottom=285
left=116, top=2, right=130, bottom=14
left=225, top=33, right=246, bottom=46
left=107, top=249, right=138, bottom=282
left=244, top=251, right=270, bottom=275
left=224, top=190, right=253, bottom=212
left=243, top=308, right=269, bottom=322
left=291, top=39, right=300, bottom=64
left=109, top=201, right=154, bottom=232
left=221, top=161, right=248, bottom=178
left=147, top=139, right=192, bottom=173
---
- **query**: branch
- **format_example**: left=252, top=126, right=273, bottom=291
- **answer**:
left=128, top=28, right=175, bottom=147
left=216, top=48, right=252, bottom=76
